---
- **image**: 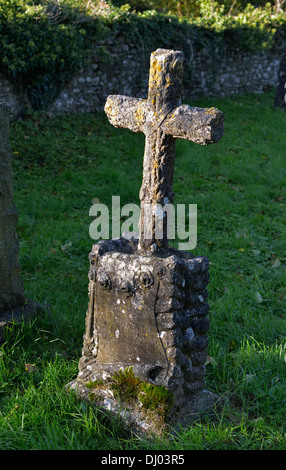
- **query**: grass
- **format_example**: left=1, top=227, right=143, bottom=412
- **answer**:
left=0, top=88, right=285, bottom=450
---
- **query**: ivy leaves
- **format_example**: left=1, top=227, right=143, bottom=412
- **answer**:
left=0, top=0, right=95, bottom=109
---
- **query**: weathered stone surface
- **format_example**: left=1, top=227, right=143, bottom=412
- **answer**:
left=0, top=101, right=25, bottom=313
left=274, top=52, right=286, bottom=109
left=105, top=96, right=224, bottom=145
left=105, top=49, right=224, bottom=253
left=69, top=236, right=220, bottom=435
left=0, top=75, right=21, bottom=118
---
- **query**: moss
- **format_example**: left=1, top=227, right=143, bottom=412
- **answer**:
left=112, top=367, right=174, bottom=419
left=86, top=366, right=174, bottom=420
left=111, top=367, right=142, bottom=403
left=138, top=382, right=174, bottom=417
left=86, top=379, right=105, bottom=389
left=86, top=379, right=106, bottom=402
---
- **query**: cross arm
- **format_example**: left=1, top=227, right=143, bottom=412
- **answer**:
left=104, top=95, right=224, bottom=145
left=105, top=95, right=224, bottom=145
left=161, top=105, right=225, bottom=145
left=104, top=95, right=147, bottom=133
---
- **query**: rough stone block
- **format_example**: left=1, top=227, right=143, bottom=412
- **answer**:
left=68, top=237, right=219, bottom=436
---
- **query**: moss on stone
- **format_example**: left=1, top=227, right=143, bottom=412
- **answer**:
left=111, top=367, right=174, bottom=419
left=86, top=366, right=174, bottom=420
left=138, top=382, right=174, bottom=417
left=111, top=366, right=142, bottom=403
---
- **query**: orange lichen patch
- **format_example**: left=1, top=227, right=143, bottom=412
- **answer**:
left=135, top=102, right=146, bottom=125
left=205, top=107, right=217, bottom=116
left=149, top=56, right=163, bottom=89
left=104, top=98, right=119, bottom=124
left=164, top=74, right=172, bottom=88
left=153, top=161, right=160, bottom=171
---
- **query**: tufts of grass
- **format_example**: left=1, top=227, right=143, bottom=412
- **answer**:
left=0, top=88, right=285, bottom=450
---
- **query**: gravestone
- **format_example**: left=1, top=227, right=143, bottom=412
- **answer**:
left=69, top=49, right=225, bottom=436
left=0, top=101, right=42, bottom=341
left=274, top=52, right=286, bottom=109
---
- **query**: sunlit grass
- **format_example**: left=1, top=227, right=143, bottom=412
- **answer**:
left=0, top=89, right=285, bottom=450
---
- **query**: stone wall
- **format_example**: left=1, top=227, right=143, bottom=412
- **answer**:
left=49, top=44, right=281, bottom=115
left=0, top=41, right=282, bottom=117
left=190, top=48, right=281, bottom=99
left=0, top=76, right=22, bottom=118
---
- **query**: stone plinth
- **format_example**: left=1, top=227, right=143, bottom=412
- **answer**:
left=69, top=236, right=219, bottom=436
left=0, top=100, right=45, bottom=342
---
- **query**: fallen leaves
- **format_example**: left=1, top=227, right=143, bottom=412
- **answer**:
left=205, top=355, right=217, bottom=367
left=60, top=240, right=72, bottom=252
left=271, top=258, right=281, bottom=268
left=254, top=291, right=264, bottom=304
left=25, top=363, right=37, bottom=373
left=252, top=249, right=261, bottom=256
left=50, top=240, right=73, bottom=254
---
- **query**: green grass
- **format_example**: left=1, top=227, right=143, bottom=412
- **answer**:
left=0, top=88, right=285, bottom=450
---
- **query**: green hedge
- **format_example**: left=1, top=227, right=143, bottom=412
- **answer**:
left=0, top=0, right=285, bottom=110
left=0, top=0, right=100, bottom=109
left=110, top=0, right=285, bottom=16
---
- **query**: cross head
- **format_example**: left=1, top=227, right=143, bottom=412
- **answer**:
left=105, top=49, right=225, bottom=253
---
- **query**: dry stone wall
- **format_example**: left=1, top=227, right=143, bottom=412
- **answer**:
left=0, top=77, right=21, bottom=118
left=49, top=44, right=281, bottom=115
left=0, top=41, right=281, bottom=117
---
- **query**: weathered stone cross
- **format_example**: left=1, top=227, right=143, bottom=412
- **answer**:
left=105, top=48, right=224, bottom=252
left=69, top=49, right=224, bottom=433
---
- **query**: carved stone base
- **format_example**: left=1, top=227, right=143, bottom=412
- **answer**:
left=67, top=378, right=220, bottom=438
left=68, top=235, right=220, bottom=435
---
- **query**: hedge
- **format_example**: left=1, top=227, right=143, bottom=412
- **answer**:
left=0, top=0, right=285, bottom=110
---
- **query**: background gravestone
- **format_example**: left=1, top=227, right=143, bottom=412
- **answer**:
left=68, top=50, right=225, bottom=436
left=0, top=100, right=42, bottom=341
left=274, top=52, right=286, bottom=109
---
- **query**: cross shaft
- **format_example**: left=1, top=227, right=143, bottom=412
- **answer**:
left=105, top=49, right=224, bottom=253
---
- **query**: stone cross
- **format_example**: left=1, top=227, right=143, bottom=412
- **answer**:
left=105, top=48, right=224, bottom=252
left=69, top=49, right=225, bottom=436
